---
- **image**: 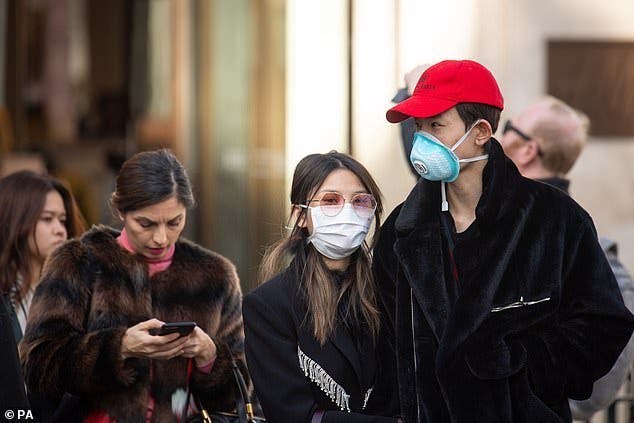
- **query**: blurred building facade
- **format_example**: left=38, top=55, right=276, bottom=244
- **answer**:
left=1, top=0, right=633, bottom=303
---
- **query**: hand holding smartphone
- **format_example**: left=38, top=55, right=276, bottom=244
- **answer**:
left=149, top=321, right=196, bottom=337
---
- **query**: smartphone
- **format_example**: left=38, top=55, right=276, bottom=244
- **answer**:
left=149, top=321, right=196, bottom=336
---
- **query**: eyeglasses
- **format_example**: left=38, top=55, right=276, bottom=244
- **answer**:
left=503, top=120, right=531, bottom=141
left=503, top=120, right=543, bottom=157
left=301, top=192, right=377, bottom=218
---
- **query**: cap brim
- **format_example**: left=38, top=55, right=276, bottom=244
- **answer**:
left=386, top=96, right=458, bottom=123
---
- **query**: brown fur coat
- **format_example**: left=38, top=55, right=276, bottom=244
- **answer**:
left=19, top=225, right=245, bottom=422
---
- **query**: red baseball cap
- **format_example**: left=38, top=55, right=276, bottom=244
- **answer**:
left=386, top=60, right=504, bottom=123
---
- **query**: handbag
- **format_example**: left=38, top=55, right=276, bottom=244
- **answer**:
left=184, top=357, right=266, bottom=423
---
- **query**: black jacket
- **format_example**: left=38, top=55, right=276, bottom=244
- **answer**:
left=243, top=261, right=400, bottom=423
left=373, top=139, right=634, bottom=422
left=0, top=296, right=29, bottom=409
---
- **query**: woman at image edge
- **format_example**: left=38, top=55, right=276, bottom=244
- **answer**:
left=0, top=170, right=84, bottom=411
left=0, top=170, right=85, bottom=344
left=20, top=149, right=244, bottom=421
left=243, top=151, right=402, bottom=422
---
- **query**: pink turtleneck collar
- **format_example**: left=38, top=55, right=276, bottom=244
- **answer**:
left=116, top=228, right=175, bottom=277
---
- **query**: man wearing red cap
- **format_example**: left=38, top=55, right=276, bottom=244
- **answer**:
left=372, top=60, right=633, bottom=422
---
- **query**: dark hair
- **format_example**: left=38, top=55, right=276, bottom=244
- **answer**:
left=0, top=171, right=86, bottom=301
left=456, top=102, right=502, bottom=133
left=111, top=149, right=195, bottom=214
left=259, top=151, right=383, bottom=344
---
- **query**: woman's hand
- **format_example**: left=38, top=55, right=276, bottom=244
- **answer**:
left=180, top=326, right=217, bottom=367
left=121, top=318, right=190, bottom=360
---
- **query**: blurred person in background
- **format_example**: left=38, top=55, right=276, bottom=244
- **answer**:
left=243, top=151, right=402, bottom=422
left=500, top=96, right=634, bottom=420
left=375, top=59, right=633, bottom=422
left=391, top=64, right=430, bottom=178
left=20, top=149, right=245, bottom=421
left=0, top=170, right=85, bottom=343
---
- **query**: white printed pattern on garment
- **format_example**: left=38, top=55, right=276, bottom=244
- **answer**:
left=490, top=296, right=551, bottom=313
left=362, top=387, right=373, bottom=410
left=297, top=346, right=373, bottom=413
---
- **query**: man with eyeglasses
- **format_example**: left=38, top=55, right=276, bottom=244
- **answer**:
left=499, top=96, right=583, bottom=188
left=500, top=96, right=634, bottom=421
left=372, top=60, right=634, bottom=423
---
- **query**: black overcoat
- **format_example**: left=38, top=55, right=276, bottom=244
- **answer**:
left=243, top=262, right=400, bottom=423
left=0, top=296, right=29, bottom=409
left=373, top=139, right=634, bottom=422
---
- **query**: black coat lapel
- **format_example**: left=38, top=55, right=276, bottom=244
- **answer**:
left=356, top=327, right=375, bottom=389
left=2, top=294, right=23, bottom=342
left=442, top=203, right=530, bottom=350
left=394, top=180, right=450, bottom=342
left=442, top=139, right=529, bottom=350
left=330, top=324, right=365, bottom=388
left=394, top=224, right=448, bottom=343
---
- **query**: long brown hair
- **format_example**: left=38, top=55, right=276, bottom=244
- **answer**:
left=0, top=171, right=86, bottom=301
left=258, top=151, right=383, bottom=345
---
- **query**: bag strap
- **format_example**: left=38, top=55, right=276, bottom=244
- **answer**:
left=231, top=357, right=255, bottom=421
left=184, top=357, right=257, bottom=423
left=183, top=359, right=212, bottom=423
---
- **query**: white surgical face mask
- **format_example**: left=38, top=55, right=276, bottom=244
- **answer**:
left=306, top=203, right=373, bottom=260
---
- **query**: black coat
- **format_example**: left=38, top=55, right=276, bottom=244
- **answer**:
left=0, top=296, right=29, bottom=409
left=373, top=139, right=634, bottom=422
left=243, top=262, right=400, bottom=423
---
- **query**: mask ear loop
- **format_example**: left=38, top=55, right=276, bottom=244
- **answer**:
left=285, top=204, right=308, bottom=230
left=450, top=119, right=482, bottom=153
left=443, top=123, right=473, bottom=212
left=442, top=119, right=487, bottom=212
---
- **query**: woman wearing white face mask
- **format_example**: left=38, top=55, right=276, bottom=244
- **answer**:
left=242, top=152, right=402, bottom=422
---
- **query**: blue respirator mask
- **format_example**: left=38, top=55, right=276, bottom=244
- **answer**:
left=410, top=120, right=488, bottom=211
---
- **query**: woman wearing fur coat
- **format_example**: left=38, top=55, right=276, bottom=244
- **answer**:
left=20, top=149, right=245, bottom=422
